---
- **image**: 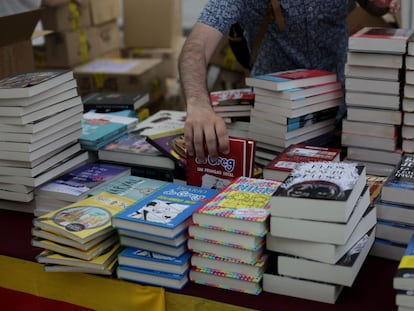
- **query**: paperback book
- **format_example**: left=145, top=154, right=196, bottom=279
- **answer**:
left=112, top=183, right=218, bottom=239
left=131, top=109, right=186, bottom=137
left=394, top=232, right=414, bottom=291
left=209, top=88, right=255, bottom=106
left=82, top=111, right=139, bottom=131
left=270, top=161, right=366, bottom=222
left=82, top=92, right=149, bottom=112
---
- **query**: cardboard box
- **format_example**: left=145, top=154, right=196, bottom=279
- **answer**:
left=123, top=36, right=186, bottom=78
left=89, top=0, right=121, bottom=25
left=41, top=0, right=91, bottom=32
left=95, top=20, right=122, bottom=56
left=73, top=58, right=165, bottom=102
left=123, top=0, right=182, bottom=48
left=0, top=10, right=42, bottom=79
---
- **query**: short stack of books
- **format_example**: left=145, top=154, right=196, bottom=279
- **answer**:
left=342, top=27, right=414, bottom=176
left=32, top=192, right=136, bottom=275
left=244, top=68, right=341, bottom=167
left=264, top=161, right=375, bottom=304
left=33, top=162, right=131, bottom=216
left=0, top=69, right=88, bottom=212
left=371, top=154, right=414, bottom=261
left=112, top=182, right=218, bottom=290
left=393, top=233, right=414, bottom=310
left=188, top=177, right=281, bottom=295
left=209, top=88, right=255, bottom=119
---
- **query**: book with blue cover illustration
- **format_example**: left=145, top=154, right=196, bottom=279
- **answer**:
left=112, top=183, right=218, bottom=238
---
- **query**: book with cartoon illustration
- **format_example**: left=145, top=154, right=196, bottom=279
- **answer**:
left=192, top=177, right=281, bottom=236
left=33, top=192, right=136, bottom=243
left=112, top=183, right=218, bottom=239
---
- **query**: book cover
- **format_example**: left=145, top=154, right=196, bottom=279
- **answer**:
left=82, top=111, right=138, bottom=131
left=393, top=232, right=414, bottom=291
left=270, top=161, right=366, bottom=222
left=146, top=128, right=187, bottom=169
left=245, top=69, right=337, bottom=91
left=112, top=183, right=218, bottom=238
left=89, top=175, right=168, bottom=202
left=33, top=192, right=136, bottom=244
left=118, top=247, right=191, bottom=275
left=192, top=177, right=281, bottom=236
left=381, top=155, right=414, bottom=206
left=186, top=136, right=256, bottom=190
left=263, top=144, right=341, bottom=182
left=209, top=88, right=255, bottom=106
left=0, top=69, right=74, bottom=98
left=36, top=162, right=131, bottom=201
left=131, top=109, right=186, bottom=137
left=82, top=92, right=149, bottom=112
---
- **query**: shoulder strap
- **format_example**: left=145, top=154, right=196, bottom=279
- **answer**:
left=249, top=0, right=285, bottom=68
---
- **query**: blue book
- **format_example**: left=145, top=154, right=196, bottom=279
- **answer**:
left=112, top=183, right=218, bottom=238
left=79, top=118, right=128, bottom=150
left=89, top=175, right=169, bottom=201
left=117, top=227, right=188, bottom=247
left=394, top=233, right=414, bottom=290
left=119, top=235, right=188, bottom=257
left=117, top=264, right=189, bottom=290
left=118, top=247, right=191, bottom=275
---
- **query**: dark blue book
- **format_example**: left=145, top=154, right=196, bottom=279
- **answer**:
left=112, top=183, right=218, bottom=239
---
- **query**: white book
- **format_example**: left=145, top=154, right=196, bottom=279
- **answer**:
left=376, top=220, right=414, bottom=245
left=266, top=203, right=377, bottom=264
left=269, top=186, right=370, bottom=245
left=396, top=291, right=414, bottom=309
left=376, top=199, right=414, bottom=225
left=369, top=238, right=406, bottom=261
left=346, top=51, right=403, bottom=69
left=346, top=106, right=402, bottom=125
left=276, top=229, right=375, bottom=287
left=346, top=147, right=402, bottom=166
left=345, top=64, right=400, bottom=81
left=342, top=119, right=396, bottom=139
left=345, top=77, right=400, bottom=95
left=346, top=91, right=400, bottom=110
left=0, top=189, right=33, bottom=202
left=341, top=132, right=398, bottom=152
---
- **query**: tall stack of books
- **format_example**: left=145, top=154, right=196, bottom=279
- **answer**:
left=188, top=177, right=281, bottom=295
left=32, top=192, right=136, bottom=275
left=264, top=161, right=375, bottom=304
left=393, top=233, right=414, bottom=310
left=33, top=162, right=131, bottom=216
left=342, top=27, right=414, bottom=176
left=371, top=154, right=414, bottom=261
left=111, top=182, right=218, bottom=290
left=402, top=35, right=414, bottom=153
left=244, top=68, right=341, bottom=167
left=0, top=69, right=88, bottom=213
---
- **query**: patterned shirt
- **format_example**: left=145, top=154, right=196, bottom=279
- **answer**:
left=198, top=0, right=349, bottom=84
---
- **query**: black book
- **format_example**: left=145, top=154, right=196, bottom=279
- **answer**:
left=82, top=92, right=150, bottom=112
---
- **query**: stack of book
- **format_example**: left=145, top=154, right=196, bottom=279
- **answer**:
left=393, top=233, right=414, bottom=310
left=342, top=27, right=414, bottom=176
left=111, top=182, right=218, bottom=290
left=188, top=177, right=281, bottom=295
left=0, top=69, right=88, bottom=213
left=244, top=68, right=341, bottom=166
left=33, top=162, right=131, bottom=216
left=32, top=192, right=136, bottom=275
left=209, top=88, right=255, bottom=119
left=264, top=161, right=375, bottom=304
left=371, top=154, right=414, bottom=261
left=98, top=109, right=186, bottom=181
left=402, top=36, right=414, bottom=153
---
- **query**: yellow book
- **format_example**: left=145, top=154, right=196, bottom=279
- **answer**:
left=33, top=192, right=135, bottom=244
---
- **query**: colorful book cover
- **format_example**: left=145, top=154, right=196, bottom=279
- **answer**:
left=209, top=88, right=255, bottom=106
left=394, top=232, right=414, bottom=285
left=33, top=192, right=136, bottom=243
left=89, top=175, right=169, bottom=201
left=112, top=183, right=218, bottom=237
left=186, top=137, right=256, bottom=190
left=82, top=111, right=138, bottom=131
left=100, top=132, right=163, bottom=156
left=192, top=177, right=281, bottom=236
left=146, top=128, right=186, bottom=169
left=366, top=174, right=388, bottom=203
left=131, top=110, right=186, bottom=137
left=79, top=117, right=128, bottom=149
left=37, top=162, right=131, bottom=200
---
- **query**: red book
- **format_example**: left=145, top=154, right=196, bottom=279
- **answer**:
left=186, top=137, right=256, bottom=190
left=209, top=88, right=255, bottom=107
left=263, top=144, right=342, bottom=182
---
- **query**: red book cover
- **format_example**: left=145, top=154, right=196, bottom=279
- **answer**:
left=186, top=137, right=255, bottom=190
left=276, top=69, right=335, bottom=80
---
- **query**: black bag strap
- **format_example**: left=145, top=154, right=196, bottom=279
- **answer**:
left=249, top=0, right=285, bottom=68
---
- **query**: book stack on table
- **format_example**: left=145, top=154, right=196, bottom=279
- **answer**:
left=0, top=69, right=88, bottom=213
left=188, top=176, right=281, bottom=295
left=32, top=192, right=136, bottom=275
left=112, top=182, right=218, bottom=290
left=342, top=27, right=414, bottom=176
left=244, top=68, right=342, bottom=167
left=264, top=161, right=375, bottom=304
left=33, top=162, right=131, bottom=216
left=209, top=88, right=255, bottom=119
left=371, top=154, right=414, bottom=261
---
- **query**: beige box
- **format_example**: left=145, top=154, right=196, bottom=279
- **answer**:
left=44, top=27, right=100, bottom=68
left=41, top=0, right=91, bottom=32
left=123, top=0, right=182, bottom=48
left=0, top=10, right=42, bottom=79
left=73, top=58, right=165, bottom=102
left=89, top=0, right=121, bottom=25
left=94, top=20, right=122, bottom=56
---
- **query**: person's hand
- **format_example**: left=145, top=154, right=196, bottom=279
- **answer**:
left=184, top=105, right=229, bottom=162
left=368, top=0, right=400, bottom=14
